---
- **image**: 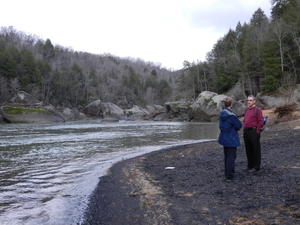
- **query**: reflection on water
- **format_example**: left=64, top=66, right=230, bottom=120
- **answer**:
left=0, top=120, right=218, bottom=225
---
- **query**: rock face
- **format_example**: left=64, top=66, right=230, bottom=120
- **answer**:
left=84, top=100, right=124, bottom=119
left=1, top=91, right=65, bottom=123
left=145, top=105, right=164, bottom=114
left=258, top=96, right=286, bottom=108
left=61, top=107, right=87, bottom=121
left=163, top=92, right=246, bottom=122
left=1, top=106, right=65, bottom=123
left=101, top=102, right=125, bottom=119
left=124, top=105, right=149, bottom=120
left=191, top=91, right=246, bottom=121
left=84, top=100, right=102, bottom=117
left=165, top=101, right=192, bottom=121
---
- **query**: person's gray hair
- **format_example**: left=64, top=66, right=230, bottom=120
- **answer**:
left=247, top=95, right=255, bottom=100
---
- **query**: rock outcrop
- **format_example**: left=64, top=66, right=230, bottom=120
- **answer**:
left=1, top=106, right=65, bottom=123
left=190, top=91, right=245, bottom=121
left=61, top=107, right=87, bottom=121
left=165, top=101, right=192, bottom=121
left=124, top=105, right=149, bottom=120
left=84, top=100, right=124, bottom=120
left=1, top=91, right=65, bottom=123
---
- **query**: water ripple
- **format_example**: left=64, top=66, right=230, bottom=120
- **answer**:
left=0, top=120, right=218, bottom=225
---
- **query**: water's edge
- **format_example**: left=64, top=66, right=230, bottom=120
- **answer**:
left=0, top=121, right=219, bottom=225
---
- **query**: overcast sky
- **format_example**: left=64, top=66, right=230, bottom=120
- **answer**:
left=1, top=0, right=271, bottom=70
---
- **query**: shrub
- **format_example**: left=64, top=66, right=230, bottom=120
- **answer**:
left=274, top=104, right=296, bottom=118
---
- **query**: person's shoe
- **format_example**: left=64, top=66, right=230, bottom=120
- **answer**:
left=253, top=168, right=261, bottom=175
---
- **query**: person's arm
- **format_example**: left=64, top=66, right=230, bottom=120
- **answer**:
left=256, top=108, right=264, bottom=133
left=229, top=115, right=242, bottom=130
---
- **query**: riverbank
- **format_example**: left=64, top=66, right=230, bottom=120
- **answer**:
left=81, top=123, right=300, bottom=225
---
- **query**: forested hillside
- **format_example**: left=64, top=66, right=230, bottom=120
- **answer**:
left=178, top=0, right=300, bottom=99
left=0, top=28, right=178, bottom=108
left=1, top=0, right=300, bottom=109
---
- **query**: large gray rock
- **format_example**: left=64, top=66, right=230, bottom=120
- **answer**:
left=258, top=95, right=290, bottom=108
left=84, top=100, right=102, bottom=117
left=1, top=106, right=65, bottom=123
left=62, top=107, right=74, bottom=120
left=101, top=102, right=124, bottom=119
left=232, top=101, right=247, bottom=116
left=191, top=91, right=245, bottom=120
left=145, top=105, right=166, bottom=120
left=10, top=91, right=42, bottom=105
left=61, top=107, right=87, bottom=121
left=84, top=100, right=124, bottom=119
left=124, top=105, right=149, bottom=120
left=165, top=101, right=192, bottom=121
left=146, top=105, right=165, bottom=114
left=191, top=92, right=224, bottom=116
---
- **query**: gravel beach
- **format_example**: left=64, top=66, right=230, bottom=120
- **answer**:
left=81, top=127, right=300, bottom=225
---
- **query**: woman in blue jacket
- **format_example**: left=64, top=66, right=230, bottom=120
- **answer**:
left=218, top=98, right=242, bottom=180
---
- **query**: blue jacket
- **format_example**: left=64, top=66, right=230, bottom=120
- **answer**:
left=218, top=107, right=242, bottom=147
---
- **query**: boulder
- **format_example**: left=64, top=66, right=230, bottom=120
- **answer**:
left=61, top=107, right=86, bottom=121
left=232, top=101, right=247, bottom=117
left=258, top=95, right=290, bottom=108
left=152, top=112, right=170, bottom=121
left=191, top=92, right=224, bottom=118
left=78, top=112, right=88, bottom=120
left=84, top=100, right=102, bottom=117
left=146, top=105, right=165, bottom=114
left=84, top=100, right=124, bottom=119
left=43, top=105, right=66, bottom=121
left=144, top=105, right=166, bottom=120
left=100, top=102, right=124, bottom=119
left=191, top=91, right=245, bottom=120
left=165, top=101, right=192, bottom=121
left=1, top=106, right=65, bottom=123
left=62, top=107, right=74, bottom=120
left=212, top=94, right=246, bottom=117
left=124, top=105, right=149, bottom=120
left=9, top=91, right=42, bottom=106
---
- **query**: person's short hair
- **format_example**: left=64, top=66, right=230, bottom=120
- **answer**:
left=247, top=95, right=255, bottom=100
left=223, top=97, right=232, bottom=107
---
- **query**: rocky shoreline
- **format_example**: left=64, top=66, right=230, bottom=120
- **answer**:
left=1, top=87, right=300, bottom=124
left=81, top=126, right=300, bottom=225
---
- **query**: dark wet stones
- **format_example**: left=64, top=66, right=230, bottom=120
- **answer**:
left=81, top=128, right=300, bottom=225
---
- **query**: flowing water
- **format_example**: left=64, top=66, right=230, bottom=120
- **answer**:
left=0, top=120, right=218, bottom=225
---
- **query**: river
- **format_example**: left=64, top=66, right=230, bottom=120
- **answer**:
left=0, top=120, right=218, bottom=225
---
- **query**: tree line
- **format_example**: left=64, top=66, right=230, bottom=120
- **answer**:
left=178, top=0, right=300, bottom=99
left=0, top=27, right=177, bottom=108
left=1, top=0, right=299, bottom=108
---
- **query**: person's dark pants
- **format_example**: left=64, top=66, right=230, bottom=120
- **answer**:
left=243, top=128, right=261, bottom=170
left=223, top=147, right=237, bottom=179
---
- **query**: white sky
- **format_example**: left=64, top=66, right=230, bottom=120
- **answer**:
left=0, top=0, right=271, bottom=70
